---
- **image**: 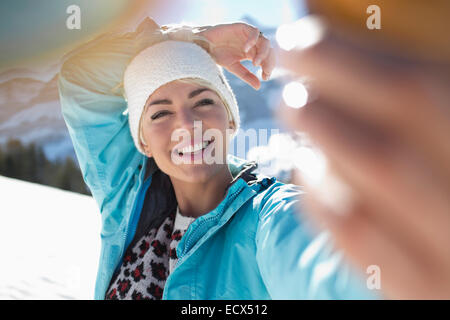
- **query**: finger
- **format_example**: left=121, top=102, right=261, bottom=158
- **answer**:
left=288, top=101, right=450, bottom=258
left=254, top=36, right=270, bottom=67
left=276, top=40, right=418, bottom=127
left=227, top=61, right=260, bottom=90
left=244, top=26, right=260, bottom=53
left=276, top=41, right=450, bottom=181
left=300, top=191, right=447, bottom=299
left=315, top=156, right=449, bottom=274
left=260, top=46, right=276, bottom=80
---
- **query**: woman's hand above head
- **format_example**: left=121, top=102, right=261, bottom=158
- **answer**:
left=198, top=22, right=276, bottom=90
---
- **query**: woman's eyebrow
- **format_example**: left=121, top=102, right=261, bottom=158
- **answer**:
left=148, top=88, right=212, bottom=107
left=188, top=88, right=212, bottom=98
left=148, top=99, right=172, bottom=107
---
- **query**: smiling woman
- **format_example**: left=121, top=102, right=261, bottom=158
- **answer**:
left=136, top=77, right=236, bottom=211
left=58, top=16, right=380, bottom=300
left=139, top=80, right=232, bottom=169
left=138, top=77, right=235, bottom=161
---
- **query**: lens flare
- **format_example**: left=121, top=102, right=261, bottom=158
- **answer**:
left=276, top=15, right=325, bottom=51
left=282, top=81, right=309, bottom=109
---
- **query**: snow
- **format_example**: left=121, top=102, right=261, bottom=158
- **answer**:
left=0, top=176, right=101, bottom=300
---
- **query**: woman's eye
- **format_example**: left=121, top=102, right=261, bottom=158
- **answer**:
left=151, top=111, right=170, bottom=120
left=195, top=99, right=214, bottom=107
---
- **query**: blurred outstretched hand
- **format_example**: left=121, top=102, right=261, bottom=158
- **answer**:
left=278, top=24, right=450, bottom=299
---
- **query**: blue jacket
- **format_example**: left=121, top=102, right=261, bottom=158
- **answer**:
left=57, top=19, right=380, bottom=300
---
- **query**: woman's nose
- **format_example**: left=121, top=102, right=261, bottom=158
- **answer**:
left=176, top=109, right=200, bottom=131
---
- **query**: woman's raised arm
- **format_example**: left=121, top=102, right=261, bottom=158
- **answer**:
left=57, top=17, right=271, bottom=214
left=57, top=18, right=162, bottom=212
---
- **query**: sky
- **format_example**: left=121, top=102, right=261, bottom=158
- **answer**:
left=157, top=0, right=306, bottom=27
left=0, top=0, right=307, bottom=71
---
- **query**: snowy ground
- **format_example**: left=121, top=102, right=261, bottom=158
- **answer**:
left=0, top=176, right=101, bottom=299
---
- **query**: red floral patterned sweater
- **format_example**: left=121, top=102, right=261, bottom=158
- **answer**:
left=105, top=206, right=195, bottom=300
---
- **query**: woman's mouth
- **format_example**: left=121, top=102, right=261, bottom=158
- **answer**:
left=173, top=137, right=215, bottom=163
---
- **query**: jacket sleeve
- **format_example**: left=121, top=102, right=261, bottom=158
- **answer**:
left=57, top=18, right=161, bottom=214
left=255, top=182, right=383, bottom=299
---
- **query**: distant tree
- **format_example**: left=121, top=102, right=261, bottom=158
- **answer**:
left=35, top=146, right=48, bottom=183
left=0, top=145, right=3, bottom=173
left=55, top=158, right=72, bottom=191
left=4, top=139, right=24, bottom=179
left=23, top=143, right=38, bottom=183
left=0, top=138, right=91, bottom=196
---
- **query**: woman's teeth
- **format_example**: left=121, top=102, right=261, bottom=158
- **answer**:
left=177, top=139, right=212, bottom=155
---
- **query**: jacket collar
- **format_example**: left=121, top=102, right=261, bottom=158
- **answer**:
left=143, top=153, right=259, bottom=183
left=130, top=154, right=261, bottom=251
left=174, top=156, right=268, bottom=260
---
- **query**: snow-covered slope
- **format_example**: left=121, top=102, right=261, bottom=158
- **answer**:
left=0, top=175, right=101, bottom=300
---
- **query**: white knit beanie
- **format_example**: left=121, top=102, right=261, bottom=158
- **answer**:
left=123, top=40, right=240, bottom=155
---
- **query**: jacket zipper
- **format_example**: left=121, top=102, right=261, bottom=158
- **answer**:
left=177, top=185, right=244, bottom=265
left=175, top=177, right=273, bottom=266
left=162, top=186, right=245, bottom=300
left=163, top=173, right=279, bottom=300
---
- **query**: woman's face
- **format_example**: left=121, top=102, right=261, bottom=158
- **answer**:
left=140, top=80, right=235, bottom=183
